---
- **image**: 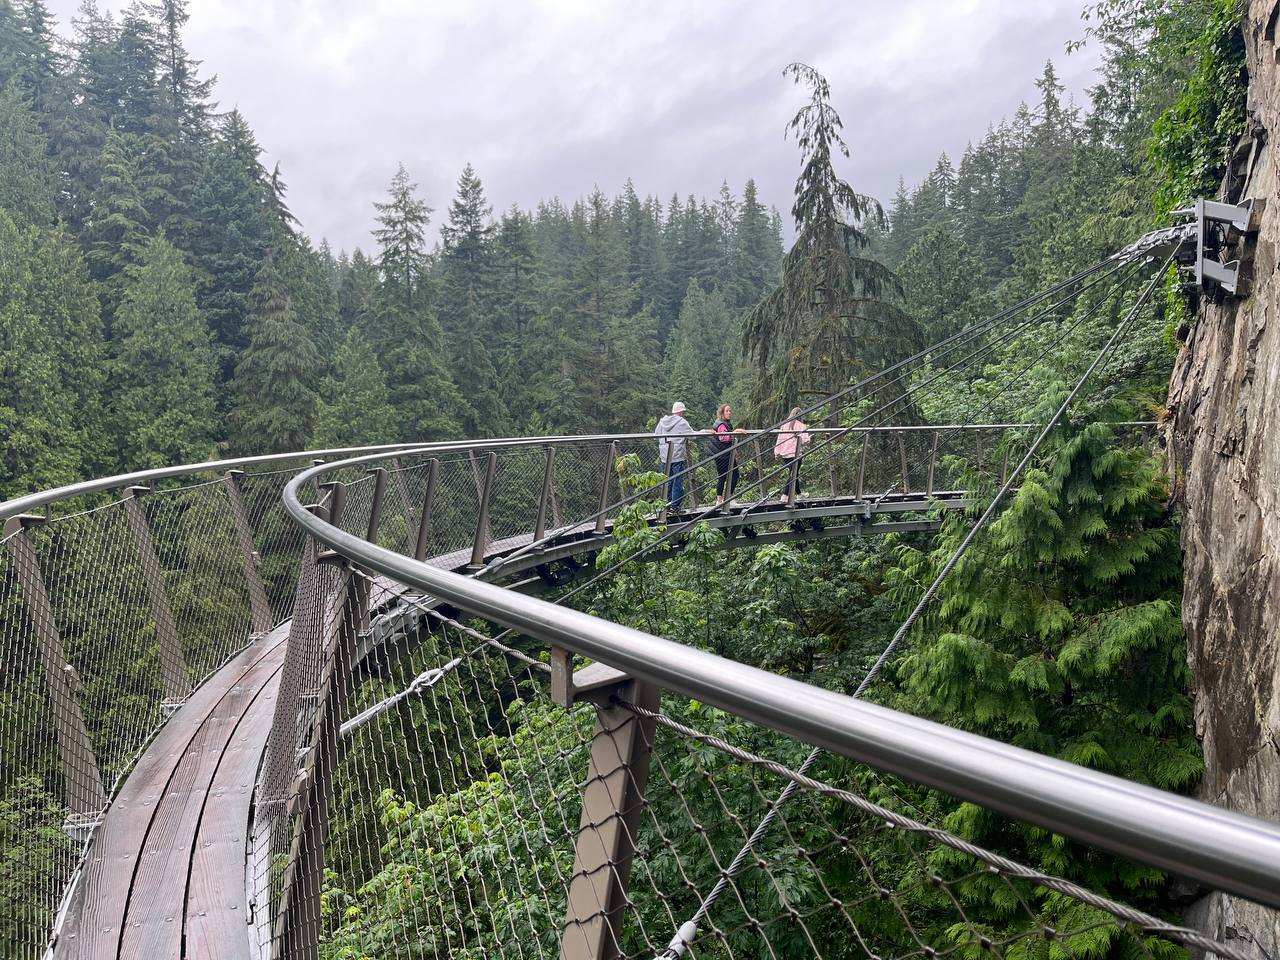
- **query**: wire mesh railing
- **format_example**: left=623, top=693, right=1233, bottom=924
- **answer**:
left=274, top=446, right=1280, bottom=960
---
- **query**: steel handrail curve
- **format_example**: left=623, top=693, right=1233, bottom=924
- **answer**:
left=283, top=450, right=1280, bottom=911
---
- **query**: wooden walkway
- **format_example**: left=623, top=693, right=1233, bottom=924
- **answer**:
left=53, top=625, right=288, bottom=959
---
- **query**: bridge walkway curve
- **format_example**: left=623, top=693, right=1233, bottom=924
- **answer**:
left=48, top=492, right=923, bottom=959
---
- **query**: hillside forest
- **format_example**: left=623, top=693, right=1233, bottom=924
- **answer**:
left=0, top=0, right=1256, bottom=957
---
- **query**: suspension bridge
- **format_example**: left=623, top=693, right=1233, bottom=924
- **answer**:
left=2, top=205, right=1278, bottom=960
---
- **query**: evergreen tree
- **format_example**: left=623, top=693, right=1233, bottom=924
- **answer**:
left=744, top=64, right=914, bottom=418
left=190, top=110, right=270, bottom=379
left=664, top=280, right=734, bottom=421
left=83, top=128, right=149, bottom=297
left=313, top=325, right=397, bottom=447
left=108, top=234, right=217, bottom=467
left=0, top=80, right=56, bottom=225
left=438, top=161, right=494, bottom=332
left=887, top=421, right=1196, bottom=913
left=730, top=178, right=781, bottom=310
left=229, top=250, right=322, bottom=453
left=899, top=224, right=984, bottom=342
left=368, top=164, right=461, bottom=439
left=0, top=211, right=107, bottom=498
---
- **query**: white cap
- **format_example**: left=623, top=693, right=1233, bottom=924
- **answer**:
left=672, top=401, right=686, bottom=414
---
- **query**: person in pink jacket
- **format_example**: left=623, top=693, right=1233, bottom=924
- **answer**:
left=773, top=406, right=811, bottom=498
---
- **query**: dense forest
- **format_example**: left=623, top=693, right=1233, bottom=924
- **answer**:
left=0, top=0, right=789, bottom=501
left=0, top=0, right=1257, bottom=956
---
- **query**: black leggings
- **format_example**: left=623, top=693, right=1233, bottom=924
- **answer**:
left=780, top=456, right=801, bottom=497
left=714, top=449, right=739, bottom=497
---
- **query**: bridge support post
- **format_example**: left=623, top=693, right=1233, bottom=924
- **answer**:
left=560, top=673, right=659, bottom=960
left=271, top=561, right=367, bottom=960
left=927, top=431, right=939, bottom=495
left=857, top=434, right=868, bottom=500
left=595, top=441, right=618, bottom=534
left=898, top=432, right=910, bottom=494
left=470, top=451, right=497, bottom=569
left=120, top=486, right=190, bottom=705
left=259, top=495, right=338, bottom=821
left=751, top=439, right=767, bottom=503
left=224, top=470, right=274, bottom=635
left=412, top=458, right=439, bottom=562
left=3, top=516, right=107, bottom=820
left=536, top=445, right=556, bottom=541
left=365, top=467, right=387, bottom=544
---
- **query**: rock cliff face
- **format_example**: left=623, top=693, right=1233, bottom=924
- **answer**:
left=1167, top=2, right=1280, bottom=954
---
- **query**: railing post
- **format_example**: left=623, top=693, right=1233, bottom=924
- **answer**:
left=365, top=467, right=387, bottom=545
left=271, top=562, right=367, bottom=960
left=927, top=431, right=939, bottom=496
left=659, top=441, right=674, bottom=522
left=787, top=455, right=799, bottom=507
left=259, top=501, right=330, bottom=818
left=561, top=678, right=659, bottom=960
left=224, top=470, right=273, bottom=635
left=535, top=445, right=556, bottom=542
left=721, top=447, right=738, bottom=514
left=827, top=417, right=839, bottom=498
left=1000, top=435, right=1010, bottom=486
left=412, top=458, right=439, bottom=563
left=975, top=431, right=985, bottom=475
left=120, top=486, right=190, bottom=705
left=3, top=516, right=107, bottom=820
left=469, top=451, right=497, bottom=569
left=752, top=439, right=767, bottom=503
left=857, top=433, right=868, bottom=500
left=898, top=432, right=910, bottom=494
left=595, top=441, right=618, bottom=535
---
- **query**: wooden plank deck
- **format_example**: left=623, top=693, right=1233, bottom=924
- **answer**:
left=52, top=626, right=289, bottom=959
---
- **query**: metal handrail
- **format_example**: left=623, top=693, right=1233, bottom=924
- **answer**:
left=283, top=452, right=1280, bottom=911
left=0, top=422, right=1056, bottom=522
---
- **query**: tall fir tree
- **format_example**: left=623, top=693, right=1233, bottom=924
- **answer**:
left=368, top=164, right=461, bottom=439
left=228, top=250, right=321, bottom=453
left=743, top=63, right=913, bottom=418
left=313, top=325, right=396, bottom=447
left=108, top=234, right=217, bottom=467
left=190, top=109, right=270, bottom=380
left=0, top=210, right=107, bottom=497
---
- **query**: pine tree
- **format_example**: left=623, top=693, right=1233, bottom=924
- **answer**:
left=0, top=210, right=107, bottom=498
left=664, top=280, right=734, bottom=421
left=313, top=325, right=396, bottom=447
left=368, top=164, right=461, bottom=439
left=900, top=224, right=984, bottom=343
left=228, top=250, right=322, bottom=453
left=108, top=234, right=217, bottom=467
left=190, top=110, right=270, bottom=379
left=83, top=128, right=149, bottom=296
left=438, top=162, right=494, bottom=333
left=731, top=178, right=781, bottom=310
left=887, top=420, right=1195, bottom=912
left=0, top=80, right=56, bottom=225
left=743, top=63, right=914, bottom=418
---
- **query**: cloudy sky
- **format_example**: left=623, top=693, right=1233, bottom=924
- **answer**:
left=46, top=1, right=1103, bottom=254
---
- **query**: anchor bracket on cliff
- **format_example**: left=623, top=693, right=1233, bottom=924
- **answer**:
left=1178, top=197, right=1265, bottom=299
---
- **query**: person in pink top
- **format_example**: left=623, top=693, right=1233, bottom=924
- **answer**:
left=773, top=406, right=811, bottom=499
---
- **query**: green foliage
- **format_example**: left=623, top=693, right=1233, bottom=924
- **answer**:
left=1148, top=0, right=1247, bottom=213
left=109, top=233, right=217, bottom=467
left=314, top=325, right=398, bottom=447
left=229, top=251, right=322, bottom=453
left=744, top=63, right=914, bottom=417
left=0, top=778, right=73, bottom=955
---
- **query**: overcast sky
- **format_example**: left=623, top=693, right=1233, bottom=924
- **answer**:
left=46, top=1, right=1103, bottom=254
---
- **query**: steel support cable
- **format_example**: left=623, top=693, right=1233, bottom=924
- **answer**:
left=719, top=259, right=1135, bottom=526
left=617, top=699, right=1256, bottom=960
left=487, top=257, right=1125, bottom=575
left=653, top=249, right=1180, bottom=959
left=864, top=260, right=1146, bottom=510
left=504, top=258, right=1135, bottom=618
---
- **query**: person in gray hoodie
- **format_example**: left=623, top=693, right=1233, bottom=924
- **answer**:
left=655, top=401, right=699, bottom=508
